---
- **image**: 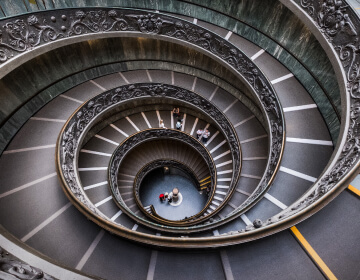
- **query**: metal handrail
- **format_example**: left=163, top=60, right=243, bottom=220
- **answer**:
left=132, top=159, right=210, bottom=223
left=109, top=130, right=217, bottom=226
left=1, top=3, right=356, bottom=248
left=51, top=8, right=287, bottom=242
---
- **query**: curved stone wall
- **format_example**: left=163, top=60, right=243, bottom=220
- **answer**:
left=0, top=37, right=252, bottom=125
left=0, top=0, right=341, bottom=141
left=0, top=50, right=264, bottom=154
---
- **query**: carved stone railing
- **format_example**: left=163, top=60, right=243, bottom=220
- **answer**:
left=39, top=7, right=286, bottom=243
left=0, top=247, right=55, bottom=280
left=133, top=159, right=203, bottom=201
left=57, top=83, right=246, bottom=233
left=3, top=8, right=284, bottom=175
left=200, top=0, right=360, bottom=237
left=237, top=0, right=360, bottom=231
left=0, top=8, right=284, bottom=231
left=0, top=2, right=358, bottom=250
left=109, top=137, right=213, bottom=226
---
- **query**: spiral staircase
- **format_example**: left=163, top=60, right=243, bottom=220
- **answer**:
left=0, top=1, right=360, bottom=279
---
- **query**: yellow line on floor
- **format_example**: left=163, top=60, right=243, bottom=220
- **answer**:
left=200, top=181, right=211, bottom=187
left=290, top=226, right=337, bottom=280
left=199, top=176, right=211, bottom=183
left=348, top=185, right=360, bottom=197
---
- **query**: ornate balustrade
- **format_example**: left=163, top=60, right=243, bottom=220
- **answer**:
left=133, top=158, right=205, bottom=219
left=242, top=0, right=360, bottom=232
left=110, top=137, right=214, bottom=226
left=0, top=8, right=285, bottom=236
left=53, top=4, right=360, bottom=246
left=1, top=7, right=287, bottom=245
left=58, top=83, right=247, bottom=233
left=1, top=9, right=284, bottom=193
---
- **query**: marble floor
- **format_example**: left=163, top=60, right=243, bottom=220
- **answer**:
left=139, top=169, right=208, bottom=220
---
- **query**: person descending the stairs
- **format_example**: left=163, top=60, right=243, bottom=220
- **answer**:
left=159, top=119, right=167, bottom=129
left=197, top=129, right=203, bottom=140
left=202, top=129, right=210, bottom=144
left=176, top=118, right=182, bottom=130
left=172, top=107, right=180, bottom=118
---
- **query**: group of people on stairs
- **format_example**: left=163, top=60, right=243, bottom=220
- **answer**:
left=158, top=108, right=210, bottom=144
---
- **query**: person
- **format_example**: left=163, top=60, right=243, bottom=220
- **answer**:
left=197, top=129, right=203, bottom=140
left=206, top=186, right=211, bottom=196
left=202, top=129, right=210, bottom=144
left=176, top=118, right=182, bottom=130
left=164, top=192, right=169, bottom=200
left=159, top=193, right=165, bottom=201
left=168, top=193, right=173, bottom=203
left=159, top=119, right=167, bottom=129
left=172, top=107, right=180, bottom=118
left=176, top=120, right=181, bottom=130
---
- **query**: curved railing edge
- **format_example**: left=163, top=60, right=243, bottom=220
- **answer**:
left=108, top=129, right=218, bottom=227
left=132, top=158, right=208, bottom=222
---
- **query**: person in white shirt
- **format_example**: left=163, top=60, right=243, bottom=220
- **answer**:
left=197, top=129, right=203, bottom=140
left=168, top=192, right=173, bottom=203
left=202, top=129, right=210, bottom=144
left=176, top=117, right=183, bottom=130
left=159, top=119, right=167, bottom=129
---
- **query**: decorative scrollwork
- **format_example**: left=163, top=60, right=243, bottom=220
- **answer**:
left=107, top=129, right=218, bottom=225
left=166, top=21, right=212, bottom=49
left=3, top=12, right=284, bottom=223
left=257, top=0, right=360, bottom=229
left=126, top=13, right=173, bottom=34
left=58, top=83, right=245, bottom=228
left=0, top=15, right=63, bottom=62
left=0, top=9, right=283, bottom=131
left=0, top=247, right=54, bottom=280
left=301, top=0, right=357, bottom=37
left=114, top=148, right=212, bottom=223
left=46, top=8, right=284, bottom=233
left=68, top=10, right=129, bottom=35
left=318, top=0, right=356, bottom=37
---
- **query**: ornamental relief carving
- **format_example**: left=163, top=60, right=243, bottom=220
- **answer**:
left=0, top=9, right=282, bottom=127
left=59, top=84, right=253, bottom=225
left=0, top=15, right=63, bottom=61
left=301, top=0, right=357, bottom=37
left=17, top=8, right=280, bottom=232
left=0, top=247, right=54, bottom=280
left=110, top=134, right=215, bottom=211
left=257, top=0, right=360, bottom=228
left=4, top=12, right=284, bottom=220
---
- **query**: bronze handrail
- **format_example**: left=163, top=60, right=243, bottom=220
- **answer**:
left=132, top=159, right=206, bottom=216
left=108, top=132, right=216, bottom=226
left=52, top=8, right=287, bottom=242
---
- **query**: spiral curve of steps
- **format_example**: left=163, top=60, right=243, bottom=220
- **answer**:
left=0, top=1, right=359, bottom=280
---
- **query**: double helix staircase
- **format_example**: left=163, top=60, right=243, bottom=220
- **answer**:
left=0, top=1, right=359, bottom=280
